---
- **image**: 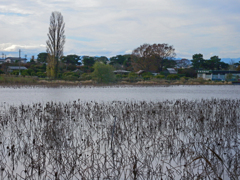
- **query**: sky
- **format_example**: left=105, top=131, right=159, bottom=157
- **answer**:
left=0, top=0, right=240, bottom=61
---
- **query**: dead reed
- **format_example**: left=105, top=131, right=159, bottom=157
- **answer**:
left=0, top=99, right=239, bottom=179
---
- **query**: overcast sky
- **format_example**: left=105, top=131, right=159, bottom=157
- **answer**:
left=0, top=0, right=239, bottom=60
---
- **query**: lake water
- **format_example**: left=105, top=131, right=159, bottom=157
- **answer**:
left=0, top=85, right=239, bottom=179
left=0, top=85, right=239, bottom=105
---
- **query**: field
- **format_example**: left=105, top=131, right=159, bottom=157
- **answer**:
left=0, top=99, right=239, bottom=179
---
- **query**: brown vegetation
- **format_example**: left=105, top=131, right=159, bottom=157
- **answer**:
left=0, top=99, right=239, bottom=179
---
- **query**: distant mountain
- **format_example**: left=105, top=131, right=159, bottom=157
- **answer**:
left=174, top=57, right=240, bottom=64
left=220, top=58, right=240, bottom=64
left=173, top=58, right=183, bottom=60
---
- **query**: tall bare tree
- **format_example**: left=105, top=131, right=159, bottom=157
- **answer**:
left=131, top=43, right=176, bottom=72
left=46, top=11, right=65, bottom=78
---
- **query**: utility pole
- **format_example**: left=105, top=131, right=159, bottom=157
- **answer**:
left=19, top=49, right=21, bottom=76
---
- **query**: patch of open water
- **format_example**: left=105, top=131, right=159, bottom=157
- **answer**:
left=0, top=85, right=239, bottom=105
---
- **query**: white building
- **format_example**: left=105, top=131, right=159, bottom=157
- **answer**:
left=167, top=68, right=177, bottom=74
left=197, top=70, right=240, bottom=81
left=5, top=57, right=27, bottom=63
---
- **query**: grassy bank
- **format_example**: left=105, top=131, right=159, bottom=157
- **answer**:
left=0, top=75, right=233, bottom=87
left=0, top=75, right=38, bottom=85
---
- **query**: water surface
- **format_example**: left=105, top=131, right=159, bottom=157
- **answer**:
left=0, top=85, right=239, bottom=105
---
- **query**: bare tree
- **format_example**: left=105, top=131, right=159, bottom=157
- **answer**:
left=228, top=59, right=236, bottom=71
left=131, top=43, right=176, bottom=72
left=46, top=11, right=65, bottom=78
left=131, top=44, right=155, bottom=71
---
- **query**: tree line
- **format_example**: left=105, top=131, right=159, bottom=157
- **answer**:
left=1, top=44, right=239, bottom=81
left=191, top=54, right=229, bottom=70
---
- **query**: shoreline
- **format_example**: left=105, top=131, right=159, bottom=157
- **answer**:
left=0, top=80, right=234, bottom=88
left=0, top=75, right=237, bottom=87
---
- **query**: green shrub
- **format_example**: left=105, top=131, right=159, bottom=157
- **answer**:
left=80, top=73, right=92, bottom=80
left=143, top=75, right=151, bottom=80
left=92, top=62, right=115, bottom=83
left=31, top=72, right=37, bottom=76
left=61, top=71, right=79, bottom=81
left=141, top=72, right=152, bottom=76
left=36, top=72, right=46, bottom=78
left=62, top=75, right=78, bottom=81
left=141, top=72, right=153, bottom=80
left=122, top=74, right=128, bottom=78
left=116, top=74, right=128, bottom=78
left=21, top=70, right=29, bottom=76
left=177, top=68, right=197, bottom=78
left=116, top=74, right=122, bottom=79
left=167, top=74, right=180, bottom=80
left=0, top=75, right=38, bottom=84
left=66, top=64, right=77, bottom=71
left=180, top=76, right=189, bottom=81
left=160, top=71, right=168, bottom=76
left=177, top=74, right=186, bottom=77
left=128, top=72, right=138, bottom=79
left=11, top=70, right=19, bottom=75
left=127, top=72, right=138, bottom=82
left=196, top=77, right=205, bottom=84
left=63, top=71, right=79, bottom=77
left=155, top=74, right=165, bottom=79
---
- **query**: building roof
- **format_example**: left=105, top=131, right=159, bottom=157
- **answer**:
left=72, top=69, right=83, bottom=73
left=113, top=70, right=130, bottom=74
left=6, top=57, right=27, bottom=60
left=198, top=70, right=240, bottom=74
left=136, top=70, right=145, bottom=74
left=8, top=66, right=27, bottom=70
left=167, top=68, right=177, bottom=74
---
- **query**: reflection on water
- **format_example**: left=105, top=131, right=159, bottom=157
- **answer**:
left=0, top=99, right=239, bottom=179
left=0, top=85, right=240, bottom=105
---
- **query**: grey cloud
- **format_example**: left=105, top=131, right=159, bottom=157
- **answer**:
left=0, top=0, right=239, bottom=59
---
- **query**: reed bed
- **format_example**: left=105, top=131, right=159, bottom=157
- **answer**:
left=0, top=99, right=239, bottom=179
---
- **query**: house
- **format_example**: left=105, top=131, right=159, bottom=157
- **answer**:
left=5, top=57, right=27, bottom=63
left=167, top=68, right=177, bottom=74
left=135, top=70, right=159, bottom=76
left=0, top=59, right=5, bottom=64
left=7, top=66, right=27, bottom=72
left=197, top=70, right=240, bottom=81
